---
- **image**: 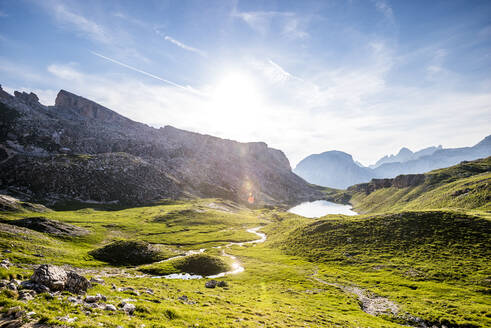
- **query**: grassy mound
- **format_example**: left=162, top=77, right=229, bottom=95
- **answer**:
left=140, top=253, right=231, bottom=276
left=89, top=240, right=170, bottom=266
left=273, top=210, right=490, bottom=263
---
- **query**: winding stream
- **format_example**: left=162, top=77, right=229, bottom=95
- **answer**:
left=155, top=227, right=266, bottom=280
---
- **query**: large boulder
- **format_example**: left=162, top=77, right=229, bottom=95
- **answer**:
left=66, top=271, right=91, bottom=294
left=30, top=265, right=90, bottom=293
left=31, top=265, right=67, bottom=291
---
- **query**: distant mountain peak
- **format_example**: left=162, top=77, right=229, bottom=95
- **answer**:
left=398, top=147, right=413, bottom=155
left=318, top=150, right=353, bottom=160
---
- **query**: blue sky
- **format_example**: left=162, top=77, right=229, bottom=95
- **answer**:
left=1, top=0, right=490, bottom=166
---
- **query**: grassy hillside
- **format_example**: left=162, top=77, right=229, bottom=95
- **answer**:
left=266, top=210, right=491, bottom=327
left=0, top=198, right=412, bottom=327
left=349, top=157, right=491, bottom=214
left=0, top=161, right=489, bottom=328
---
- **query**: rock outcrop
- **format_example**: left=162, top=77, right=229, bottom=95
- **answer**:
left=30, top=264, right=90, bottom=294
left=348, top=174, right=426, bottom=194
left=2, top=217, right=88, bottom=237
left=0, top=86, right=322, bottom=206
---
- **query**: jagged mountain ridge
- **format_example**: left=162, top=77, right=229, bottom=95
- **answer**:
left=370, top=145, right=443, bottom=169
left=294, top=136, right=491, bottom=188
left=0, top=86, right=322, bottom=206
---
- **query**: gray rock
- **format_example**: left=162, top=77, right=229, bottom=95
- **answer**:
left=67, top=296, right=78, bottom=303
left=217, top=281, right=228, bottom=287
left=31, top=265, right=67, bottom=291
left=6, top=306, right=25, bottom=318
left=7, top=282, right=17, bottom=291
left=33, top=284, right=50, bottom=294
left=18, top=290, right=35, bottom=301
left=205, top=280, right=217, bottom=288
left=65, top=271, right=91, bottom=294
left=30, top=265, right=90, bottom=294
left=20, top=281, right=35, bottom=289
left=10, top=279, right=21, bottom=286
left=89, top=277, right=105, bottom=285
left=119, top=302, right=135, bottom=315
left=84, top=295, right=101, bottom=303
left=0, top=259, right=10, bottom=268
left=105, top=304, right=117, bottom=311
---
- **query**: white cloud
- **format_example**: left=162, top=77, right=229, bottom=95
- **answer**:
left=52, top=4, right=110, bottom=44
left=282, top=17, right=309, bottom=39
left=426, top=48, right=447, bottom=78
left=90, top=51, right=202, bottom=95
left=232, top=9, right=309, bottom=39
left=161, top=34, right=207, bottom=57
left=47, top=64, right=84, bottom=81
left=373, top=0, right=394, bottom=23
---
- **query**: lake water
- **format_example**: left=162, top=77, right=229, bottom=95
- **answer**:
left=288, top=200, right=358, bottom=218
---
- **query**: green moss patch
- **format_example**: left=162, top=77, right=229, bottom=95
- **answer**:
left=140, top=254, right=231, bottom=276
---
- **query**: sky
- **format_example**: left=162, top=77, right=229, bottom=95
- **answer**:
left=1, top=0, right=490, bottom=166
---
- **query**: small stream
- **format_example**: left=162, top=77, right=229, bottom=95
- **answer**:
left=156, top=227, right=266, bottom=280
left=288, top=200, right=357, bottom=218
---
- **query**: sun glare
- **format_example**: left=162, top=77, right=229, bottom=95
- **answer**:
left=208, top=71, right=264, bottom=130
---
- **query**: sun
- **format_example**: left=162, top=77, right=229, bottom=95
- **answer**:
left=208, top=71, right=263, bottom=124
left=211, top=71, right=257, bottom=105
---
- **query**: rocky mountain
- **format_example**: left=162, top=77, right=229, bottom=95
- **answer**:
left=293, top=151, right=373, bottom=189
left=0, top=86, right=322, bottom=206
left=295, top=136, right=491, bottom=188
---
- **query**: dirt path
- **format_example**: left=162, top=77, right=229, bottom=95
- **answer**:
left=310, top=270, right=399, bottom=316
left=310, top=270, right=434, bottom=327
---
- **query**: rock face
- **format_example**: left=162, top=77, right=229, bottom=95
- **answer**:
left=30, top=264, right=90, bottom=294
left=0, top=194, right=50, bottom=212
left=3, top=217, right=88, bottom=237
left=0, top=86, right=322, bottom=206
left=348, top=174, right=426, bottom=194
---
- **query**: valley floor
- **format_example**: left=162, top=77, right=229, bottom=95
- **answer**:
left=0, top=198, right=489, bottom=327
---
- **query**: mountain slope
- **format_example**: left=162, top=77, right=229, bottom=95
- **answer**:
left=0, top=86, right=322, bottom=206
left=347, top=157, right=491, bottom=214
left=293, top=151, right=373, bottom=189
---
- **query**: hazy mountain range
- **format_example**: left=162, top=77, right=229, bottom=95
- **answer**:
left=294, top=136, right=491, bottom=189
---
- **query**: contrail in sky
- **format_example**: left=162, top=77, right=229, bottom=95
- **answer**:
left=90, top=51, right=203, bottom=95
